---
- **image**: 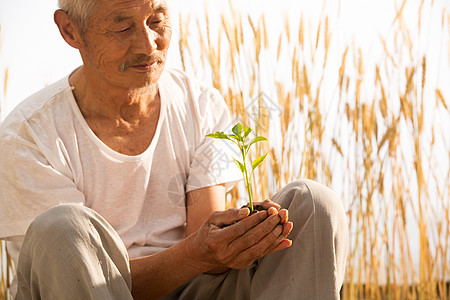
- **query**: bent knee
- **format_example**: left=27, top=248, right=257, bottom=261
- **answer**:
left=300, top=180, right=344, bottom=218
left=278, top=179, right=346, bottom=228
left=26, top=204, right=93, bottom=241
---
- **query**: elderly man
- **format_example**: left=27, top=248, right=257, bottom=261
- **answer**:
left=0, top=0, right=348, bottom=299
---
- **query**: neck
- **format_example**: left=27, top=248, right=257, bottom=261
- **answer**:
left=69, top=67, right=160, bottom=124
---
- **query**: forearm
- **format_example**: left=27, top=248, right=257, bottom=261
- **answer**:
left=186, top=185, right=229, bottom=276
left=129, top=234, right=208, bottom=300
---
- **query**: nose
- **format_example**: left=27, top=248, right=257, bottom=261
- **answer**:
left=133, top=26, right=158, bottom=55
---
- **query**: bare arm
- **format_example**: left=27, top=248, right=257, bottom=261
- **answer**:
left=129, top=232, right=211, bottom=300
left=185, top=184, right=226, bottom=237
left=185, top=184, right=232, bottom=274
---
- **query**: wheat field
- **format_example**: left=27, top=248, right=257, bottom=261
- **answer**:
left=177, top=0, right=449, bottom=299
left=1, top=0, right=450, bottom=299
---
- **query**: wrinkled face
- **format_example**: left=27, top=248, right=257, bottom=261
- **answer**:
left=79, top=0, right=172, bottom=89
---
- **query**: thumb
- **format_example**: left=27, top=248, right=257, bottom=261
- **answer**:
left=210, top=208, right=249, bottom=227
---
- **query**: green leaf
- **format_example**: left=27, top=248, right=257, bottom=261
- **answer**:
left=226, top=134, right=240, bottom=141
left=243, top=126, right=252, bottom=140
left=232, top=157, right=245, bottom=173
left=248, top=136, right=268, bottom=149
left=252, top=153, right=268, bottom=171
left=232, top=123, right=243, bottom=140
left=206, top=132, right=230, bottom=140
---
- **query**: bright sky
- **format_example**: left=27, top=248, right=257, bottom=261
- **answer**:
left=1, top=0, right=441, bottom=118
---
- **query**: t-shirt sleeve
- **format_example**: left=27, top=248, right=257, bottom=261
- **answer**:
left=186, top=87, right=242, bottom=193
left=0, top=122, right=85, bottom=238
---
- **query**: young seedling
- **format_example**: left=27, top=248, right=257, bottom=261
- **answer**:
left=206, top=123, right=268, bottom=213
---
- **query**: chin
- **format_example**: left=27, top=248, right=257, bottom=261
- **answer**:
left=127, top=66, right=164, bottom=88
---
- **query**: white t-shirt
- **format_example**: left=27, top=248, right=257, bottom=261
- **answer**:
left=0, top=68, right=241, bottom=267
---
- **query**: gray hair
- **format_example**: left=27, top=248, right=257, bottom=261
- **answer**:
left=58, top=0, right=99, bottom=36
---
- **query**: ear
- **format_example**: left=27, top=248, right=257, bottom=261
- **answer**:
left=54, top=9, right=84, bottom=49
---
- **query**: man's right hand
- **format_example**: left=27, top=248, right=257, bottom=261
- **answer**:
left=187, top=207, right=293, bottom=272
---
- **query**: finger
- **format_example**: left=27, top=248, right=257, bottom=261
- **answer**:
left=273, top=221, right=293, bottom=244
left=283, top=221, right=293, bottom=237
left=277, top=221, right=293, bottom=243
left=218, top=210, right=269, bottom=241
left=201, top=210, right=270, bottom=268
left=266, top=208, right=288, bottom=225
left=277, top=209, right=289, bottom=224
left=260, top=199, right=281, bottom=211
left=267, top=221, right=293, bottom=254
left=267, top=206, right=278, bottom=216
left=228, top=212, right=281, bottom=252
left=209, top=208, right=249, bottom=228
left=233, top=224, right=284, bottom=266
left=268, top=239, right=293, bottom=254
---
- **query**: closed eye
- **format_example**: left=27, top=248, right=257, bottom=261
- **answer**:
left=149, top=19, right=163, bottom=27
left=118, top=27, right=132, bottom=33
left=148, top=13, right=165, bottom=27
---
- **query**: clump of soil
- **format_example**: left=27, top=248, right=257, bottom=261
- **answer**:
left=223, top=204, right=266, bottom=227
left=241, top=204, right=265, bottom=216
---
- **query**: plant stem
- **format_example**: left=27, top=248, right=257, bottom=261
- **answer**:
left=241, top=146, right=253, bottom=212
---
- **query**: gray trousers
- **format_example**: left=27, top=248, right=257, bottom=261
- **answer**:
left=15, top=180, right=348, bottom=300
